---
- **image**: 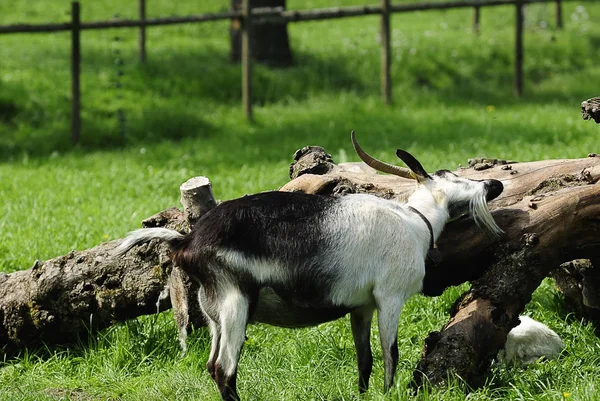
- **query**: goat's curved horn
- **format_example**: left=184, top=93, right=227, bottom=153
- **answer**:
left=351, top=131, right=414, bottom=179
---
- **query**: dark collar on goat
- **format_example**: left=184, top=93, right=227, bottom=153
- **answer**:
left=407, top=206, right=443, bottom=264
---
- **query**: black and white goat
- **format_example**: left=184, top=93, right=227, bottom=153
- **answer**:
left=115, top=132, right=504, bottom=400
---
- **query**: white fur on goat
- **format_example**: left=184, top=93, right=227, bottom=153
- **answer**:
left=114, top=132, right=504, bottom=401
left=500, top=316, right=565, bottom=365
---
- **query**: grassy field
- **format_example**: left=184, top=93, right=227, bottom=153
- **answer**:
left=1, top=0, right=600, bottom=400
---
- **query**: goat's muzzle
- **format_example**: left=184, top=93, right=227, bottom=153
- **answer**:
left=484, top=179, right=504, bottom=201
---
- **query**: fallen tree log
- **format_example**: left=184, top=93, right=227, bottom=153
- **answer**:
left=282, top=147, right=600, bottom=388
left=0, top=229, right=175, bottom=357
left=2, top=146, right=599, bottom=390
left=0, top=179, right=214, bottom=357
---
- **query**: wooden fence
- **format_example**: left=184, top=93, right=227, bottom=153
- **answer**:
left=0, top=0, right=591, bottom=142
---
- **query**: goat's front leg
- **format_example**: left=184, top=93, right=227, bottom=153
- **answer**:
left=350, top=306, right=375, bottom=393
left=375, top=296, right=404, bottom=392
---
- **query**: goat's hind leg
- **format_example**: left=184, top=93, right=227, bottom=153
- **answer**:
left=199, top=286, right=222, bottom=379
left=350, top=306, right=375, bottom=393
left=214, top=290, right=250, bottom=401
left=206, top=318, right=221, bottom=380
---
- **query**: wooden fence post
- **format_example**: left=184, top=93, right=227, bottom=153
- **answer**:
left=514, top=0, right=524, bottom=97
left=241, top=0, right=253, bottom=122
left=473, top=0, right=481, bottom=34
left=381, top=0, right=391, bottom=105
left=139, top=0, right=146, bottom=62
left=71, top=1, right=81, bottom=144
left=555, top=0, right=563, bottom=29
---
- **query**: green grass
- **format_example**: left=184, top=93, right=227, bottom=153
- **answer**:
left=1, top=0, right=600, bottom=400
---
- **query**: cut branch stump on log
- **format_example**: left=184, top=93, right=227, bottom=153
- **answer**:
left=169, top=176, right=217, bottom=354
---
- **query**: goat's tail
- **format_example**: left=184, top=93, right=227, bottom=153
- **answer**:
left=113, top=228, right=185, bottom=256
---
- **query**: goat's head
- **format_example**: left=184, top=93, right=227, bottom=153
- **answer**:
left=351, top=131, right=504, bottom=236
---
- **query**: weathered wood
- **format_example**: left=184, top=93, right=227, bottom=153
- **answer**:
left=473, top=4, right=481, bottom=34
left=138, top=0, right=146, bottom=62
left=381, top=0, right=392, bottom=105
left=179, top=176, right=217, bottom=228
left=552, top=259, right=600, bottom=325
left=254, top=0, right=556, bottom=24
left=1, top=0, right=591, bottom=35
left=555, top=0, right=563, bottom=29
left=242, top=0, right=253, bottom=122
left=582, top=96, right=600, bottom=124
left=0, top=0, right=588, bottom=125
left=283, top=154, right=600, bottom=294
left=281, top=148, right=600, bottom=388
left=0, top=230, right=178, bottom=357
left=71, top=1, right=81, bottom=144
left=0, top=176, right=217, bottom=356
left=514, top=0, right=524, bottom=96
left=0, top=13, right=239, bottom=34
left=413, top=184, right=600, bottom=388
left=289, top=146, right=336, bottom=180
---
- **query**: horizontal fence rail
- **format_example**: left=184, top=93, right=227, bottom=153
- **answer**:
left=0, top=0, right=582, bottom=34
left=0, top=0, right=594, bottom=142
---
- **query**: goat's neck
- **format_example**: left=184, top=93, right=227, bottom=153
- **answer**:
left=405, top=188, right=449, bottom=243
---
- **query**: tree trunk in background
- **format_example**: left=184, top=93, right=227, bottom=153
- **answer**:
left=230, top=0, right=293, bottom=67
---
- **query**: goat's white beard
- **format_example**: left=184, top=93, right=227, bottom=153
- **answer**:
left=470, top=193, right=504, bottom=236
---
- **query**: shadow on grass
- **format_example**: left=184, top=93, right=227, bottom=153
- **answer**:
left=1, top=28, right=597, bottom=163
left=0, top=79, right=219, bottom=162
left=429, top=69, right=597, bottom=108
left=0, top=46, right=374, bottom=161
left=1, top=314, right=212, bottom=368
left=133, top=48, right=374, bottom=106
left=142, top=103, right=582, bottom=175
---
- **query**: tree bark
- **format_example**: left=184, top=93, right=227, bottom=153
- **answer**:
left=552, top=259, right=600, bottom=327
left=282, top=147, right=600, bottom=388
left=179, top=176, right=217, bottom=229
left=0, top=177, right=216, bottom=357
left=230, top=0, right=293, bottom=67
left=582, top=96, right=600, bottom=124
left=0, top=220, right=179, bottom=357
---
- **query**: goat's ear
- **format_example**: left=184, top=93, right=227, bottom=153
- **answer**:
left=396, top=149, right=431, bottom=181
